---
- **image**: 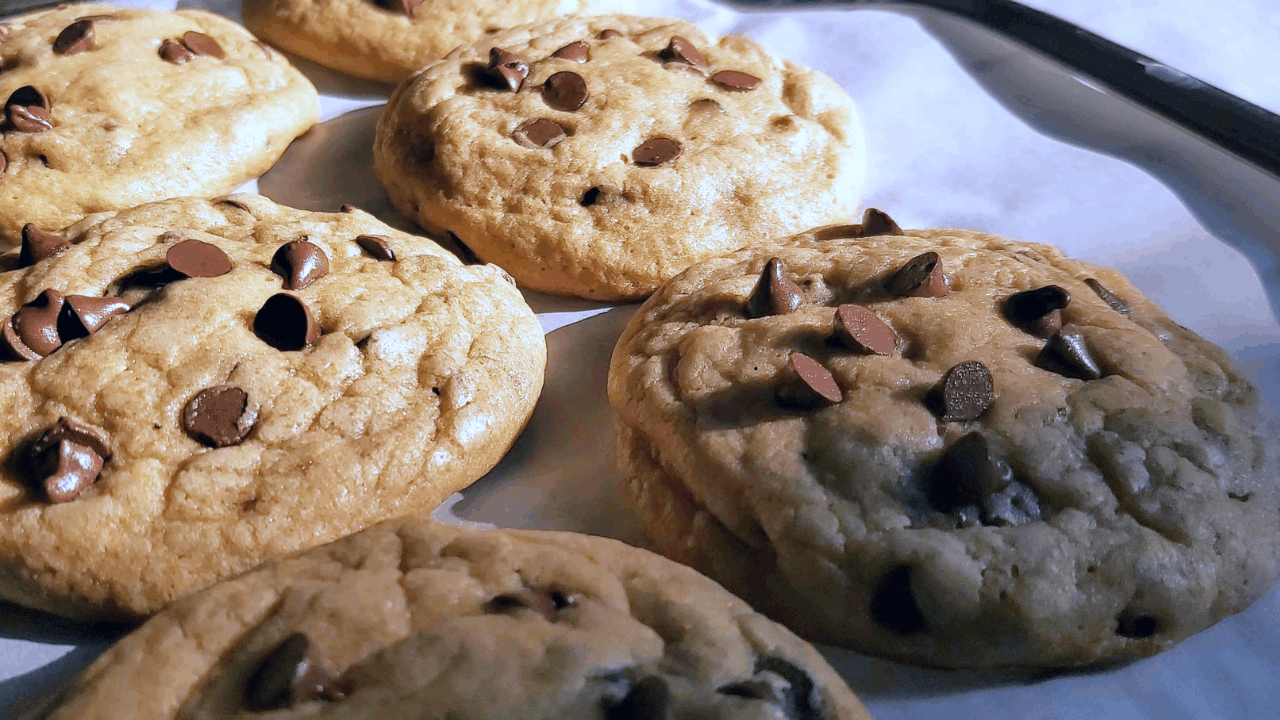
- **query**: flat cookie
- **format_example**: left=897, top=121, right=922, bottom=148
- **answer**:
left=29, top=518, right=872, bottom=720
left=0, top=5, right=318, bottom=246
left=608, top=212, right=1280, bottom=668
left=0, top=195, right=545, bottom=620
left=374, top=15, right=866, bottom=299
left=242, top=0, right=628, bottom=83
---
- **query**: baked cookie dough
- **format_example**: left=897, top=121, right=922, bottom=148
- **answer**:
left=29, top=518, right=872, bottom=720
left=0, top=5, right=319, bottom=246
left=608, top=211, right=1280, bottom=668
left=243, top=0, right=628, bottom=83
left=374, top=15, right=866, bottom=300
left=0, top=195, right=545, bottom=620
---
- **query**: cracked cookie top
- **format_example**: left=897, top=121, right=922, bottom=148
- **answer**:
left=0, top=195, right=545, bottom=620
left=0, top=5, right=319, bottom=245
left=373, top=14, right=866, bottom=300
left=608, top=214, right=1280, bottom=667
left=30, top=518, right=872, bottom=720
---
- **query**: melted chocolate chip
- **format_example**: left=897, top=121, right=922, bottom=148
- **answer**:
left=928, top=433, right=1011, bottom=513
left=1085, top=278, right=1131, bottom=316
left=245, top=633, right=346, bottom=710
left=598, top=29, right=623, bottom=39
left=12, top=290, right=64, bottom=357
left=58, top=295, right=129, bottom=340
left=167, top=239, right=231, bottom=278
left=834, top=304, right=897, bottom=355
left=776, top=353, right=841, bottom=408
left=632, top=138, right=682, bottom=167
left=513, top=118, right=566, bottom=149
left=870, top=565, right=926, bottom=634
left=182, top=31, right=224, bottom=58
left=542, top=71, right=588, bottom=111
left=661, top=36, right=705, bottom=67
left=711, top=70, right=761, bottom=90
left=887, top=251, right=949, bottom=297
left=355, top=234, right=395, bottom=261
left=19, top=224, right=69, bottom=267
left=6, top=86, right=52, bottom=133
left=1035, top=325, right=1102, bottom=380
left=1003, top=285, right=1069, bottom=338
left=929, top=360, right=994, bottom=421
left=53, top=19, right=94, bottom=55
left=182, top=385, right=257, bottom=447
left=271, top=240, right=329, bottom=290
left=487, top=48, right=528, bottom=92
left=159, top=38, right=195, bottom=64
left=745, top=257, right=803, bottom=318
left=553, top=41, right=589, bottom=62
left=254, top=294, right=321, bottom=351
left=608, top=675, right=671, bottom=720
left=859, top=208, right=904, bottom=236
left=29, top=418, right=112, bottom=503
left=1116, top=613, right=1158, bottom=639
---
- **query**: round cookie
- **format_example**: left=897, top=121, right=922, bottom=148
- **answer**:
left=28, top=518, right=872, bottom=720
left=608, top=211, right=1280, bottom=668
left=374, top=15, right=866, bottom=300
left=0, top=195, right=545, bottom=621
left=243, top=0, right=628, bottom=83
left=0, top=5, right=319, bottom=246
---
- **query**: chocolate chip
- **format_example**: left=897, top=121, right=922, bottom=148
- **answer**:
left=1084, top=277, right=1131, bottom=316
left=58, top=295, right=129, bottom=340
left=19, top=224, right=69, bottom=267
left=598, top=29, right=623, bottom=39
left=355, top=234, right=395, bottom=261
left=580, top=187, right=601, bottom=206
left=29, top=418, right=112, bottom=503
left=608, top=676, right=671, bottom=720
left=1115, top=613, right=1158, bottom=639
left=182, top=385, right=257, bottom=447
left=7, top=86, right=49, bottom=111
left=254, top=294, right=321, bottom=351
left=485, top=587, right=576, bottom=622
left=870, top=565, right=926, bottom=634
left=513, top=118, right=566, bottom=149
left=166, top=239, right=231, bottom=278
left=541, top=71, right=588, bottom=112
left=887, top=251, right=949, bottom=297
left=553, top=41, right=589, bottom=62
left=12, top=289, right=64, bottom=357
left=859, top=207, right=903, bottom=236
left=1035, top=325, right=1102, bottom=380
left=1003, top=285, right=1069, bottom=338
left=754, top=657, right=820, bottom=720
left=834, top=304, right=897, bottom=355
left=53, top=19, right=94, bottom=55
left=339, top=203, right=357, bottom=213
left=929, top=360, right=993, bottom=421
left=182, top=31, right=224, bottom=58
left=928, top=432, right=1010, bottom=513
left=661, top=36, right=705, bottom=67
left=1, top=317, right=40, bottom=360
left=632, top=138, right=682, bottom=167
left=159, top=38, right=194, bottom=64
left=6, top=86, right=52, bottom=133
left=710, top=70, right=761, bottom=90
left=745, top=257, right=803, bottom=318
left=271, top=240, right=329, bottom=290
left=777, top=353, right=841, bottom=408
left=246, top=633, right=346, bottom=710
left=487, top=48, right=528, bottom=92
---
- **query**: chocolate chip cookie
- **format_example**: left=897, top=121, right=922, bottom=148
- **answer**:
left=29, top=517, right=871, bottom=720
left=608, top=211, right=1280, bottom=667
left=0, top=195, right=545, bottom=620
left=0, top=5, right=319, bottom=246
left=373, top=15, right=866, bottom=299
left=242, top=0, right=628, bottom=83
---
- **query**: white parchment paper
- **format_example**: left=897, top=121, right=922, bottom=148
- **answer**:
left=2, top=0, right=1278, bottom=718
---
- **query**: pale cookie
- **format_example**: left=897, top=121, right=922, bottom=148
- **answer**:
left=0, top=5, right=319, bottom=246
left=242, top=0, right=629, bottom=83
left=608, top=211, right=1280, bottom=668
left=0, top=195, right=545, bottom=620
left=374, top=15, right=866, bottom=300
left=29, top=518, right=872, bottom=720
